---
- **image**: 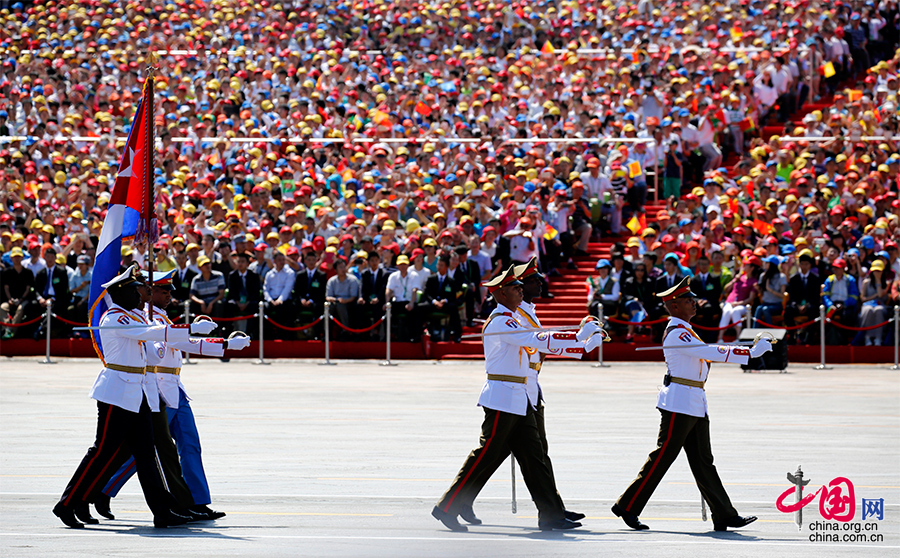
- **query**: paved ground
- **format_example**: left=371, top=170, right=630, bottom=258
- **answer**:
left=0, top=357, right=898, bottom=558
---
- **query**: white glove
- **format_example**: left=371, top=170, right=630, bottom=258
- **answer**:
left=583, top=331, right=604, bottom=353
left=577, top=321, right=601, bottom=342
left=749, top=338, right=772, bottom=358
left=226, top=333, right=250, bottom=351
left=190, top=320, right=218, bottom=335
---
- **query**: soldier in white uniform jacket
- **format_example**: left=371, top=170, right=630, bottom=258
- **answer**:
left=432, top=265, right=604, bottom=533
left=611, top=277, right=771, bottom=532
left=53, top=265, right=219, bottom=529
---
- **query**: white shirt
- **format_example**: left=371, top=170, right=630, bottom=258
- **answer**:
left=385, top=270, right=415, bottom=302
left=264, top=265, right=296, bottom=303
left=655, top=317, right=750, bottom=418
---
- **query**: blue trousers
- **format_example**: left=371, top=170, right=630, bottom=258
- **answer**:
left=102, top=389, right=212, bottom=505
left=754, top=303, right=783, bottom=327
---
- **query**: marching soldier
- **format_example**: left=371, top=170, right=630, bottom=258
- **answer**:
left=611, top=277, right=771, bottom=532
left=94, top=270, right=248, bottom=521
left=53, top=265, right=219, bottom=529
left=460, top=258, right=587, bottom=525
left=432, top=265, right=604, bottom=532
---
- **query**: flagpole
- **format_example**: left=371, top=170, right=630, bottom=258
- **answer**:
left=146, top=56, right=156, bottom=320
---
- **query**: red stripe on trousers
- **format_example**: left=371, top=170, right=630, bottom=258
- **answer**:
left=626, top=413, right=677, bottom=512
left=443, top=411, right=501, bottom=513
left=84, top=446, right=122, bottom=497
left=64, top=404, right=114, bottom=506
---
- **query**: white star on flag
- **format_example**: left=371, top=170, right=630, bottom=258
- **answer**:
left=117, top=146, right=142, bottom=179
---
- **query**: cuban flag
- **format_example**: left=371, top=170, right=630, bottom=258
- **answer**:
left=88, top=78, right=156, bottom=361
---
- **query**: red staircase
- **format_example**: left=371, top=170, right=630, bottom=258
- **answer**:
left=435, top=96, right=837, bottom=359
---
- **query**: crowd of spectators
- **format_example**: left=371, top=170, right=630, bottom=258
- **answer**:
left=1, top=0, right=900, bottom=347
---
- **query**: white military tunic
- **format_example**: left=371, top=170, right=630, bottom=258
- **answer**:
left=656, top=317, right=749, bottom=418
left=89, top=303, right=193, bottom=413
left=478, top=304, right=585, bottom=416
left=515, top=300, right=584, bottom=403
left=145, top=305, right=225, bottom=409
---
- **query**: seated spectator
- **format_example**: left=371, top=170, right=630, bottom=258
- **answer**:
left=190, top=255, right=226, bottom=320
left=454, top=245, right=482, bottom=327
left=754, top=256, right=788, bottom=327
left=325, top=258, right=361, bottom=341
left=823, top=258, right=860, bottom=344
left=588, top=259, right=620, bottom=323
left=858, top=260, right=890, bottom=345
left=226, top=252, right=261, bottom=336
left=718, top=256, right=760, bottom=342
left=1, top=247, right=35, bottom=339
left=620, top=262, right=654, bottom=343
left=418, top=255, right=461, bottom=342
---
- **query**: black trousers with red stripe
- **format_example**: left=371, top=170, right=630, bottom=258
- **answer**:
left=92, top=404, right=196, bottom=509
left=436, top=405, right=565, bottom=523
left=441, top=402, right=567, bottom=513
left=615, top=410, right=738, bottom=522
left=58, top=397, right=171, bottom=516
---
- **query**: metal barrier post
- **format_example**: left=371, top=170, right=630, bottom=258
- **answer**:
left=381, top=302, right=396, bottom=367
left=745, top=308, right=753, bottom=331
left=814, top=305, right=831, bottom=370
left=653, top=169, right=659, bottom=204
left=320, top=301, right=335, bottom=366
left=182, top=301, right=194, bottom=365
left=593, top=305, right=609, bottom=368
left=892, top=306, right=899, bottom=370
left=39, top=305, right=54, bottom=364
left=254, top=301, right=269, bottom=366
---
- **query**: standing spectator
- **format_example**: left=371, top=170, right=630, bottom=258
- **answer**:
left=325, top=258, right=361, bottom=341
left=785, top=250, right=823, bottom=344
left=690, top=256, right=724, bottom=343
left=419, top=255, right=461, bottom=342
left=385, top=255, right=419, bottom=342
left=68, top=254, right=93, bottom=327
left=359, top=252, right=388, bottom=339
left=190, top=256, right=226, bottom=320
left=263, top=251, right=296, bottom=335
left=1, top=247, right=34, bottom=339
left=455, top=245, right=482, bottom=327
left=846, top=13, right=870, bottom=74
left=34, top=246, right=71, bottom=337
left=822, top=258, right=860, bottom=344
left=170, top=250, right=197, bottom=320
left=226, top=252, right=261, bottom=336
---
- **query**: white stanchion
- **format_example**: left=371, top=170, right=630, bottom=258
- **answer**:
left=320, top=302, right=335, bottom=366
left=380, top=302, right=397, bottom=367
left=182, top=301, right=195, bottom=365
left=892, top=307, right=899, bottom=371
left=39, top=305, right=54, bottom=365
left=593, top=305, right=609, bottom=368
left=254, top=301, right=269, bottom=366
left=814, top=305, right=831, bottom=370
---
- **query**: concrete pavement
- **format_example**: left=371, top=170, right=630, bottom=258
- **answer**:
left=1, top=358, right=897, bottom=557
